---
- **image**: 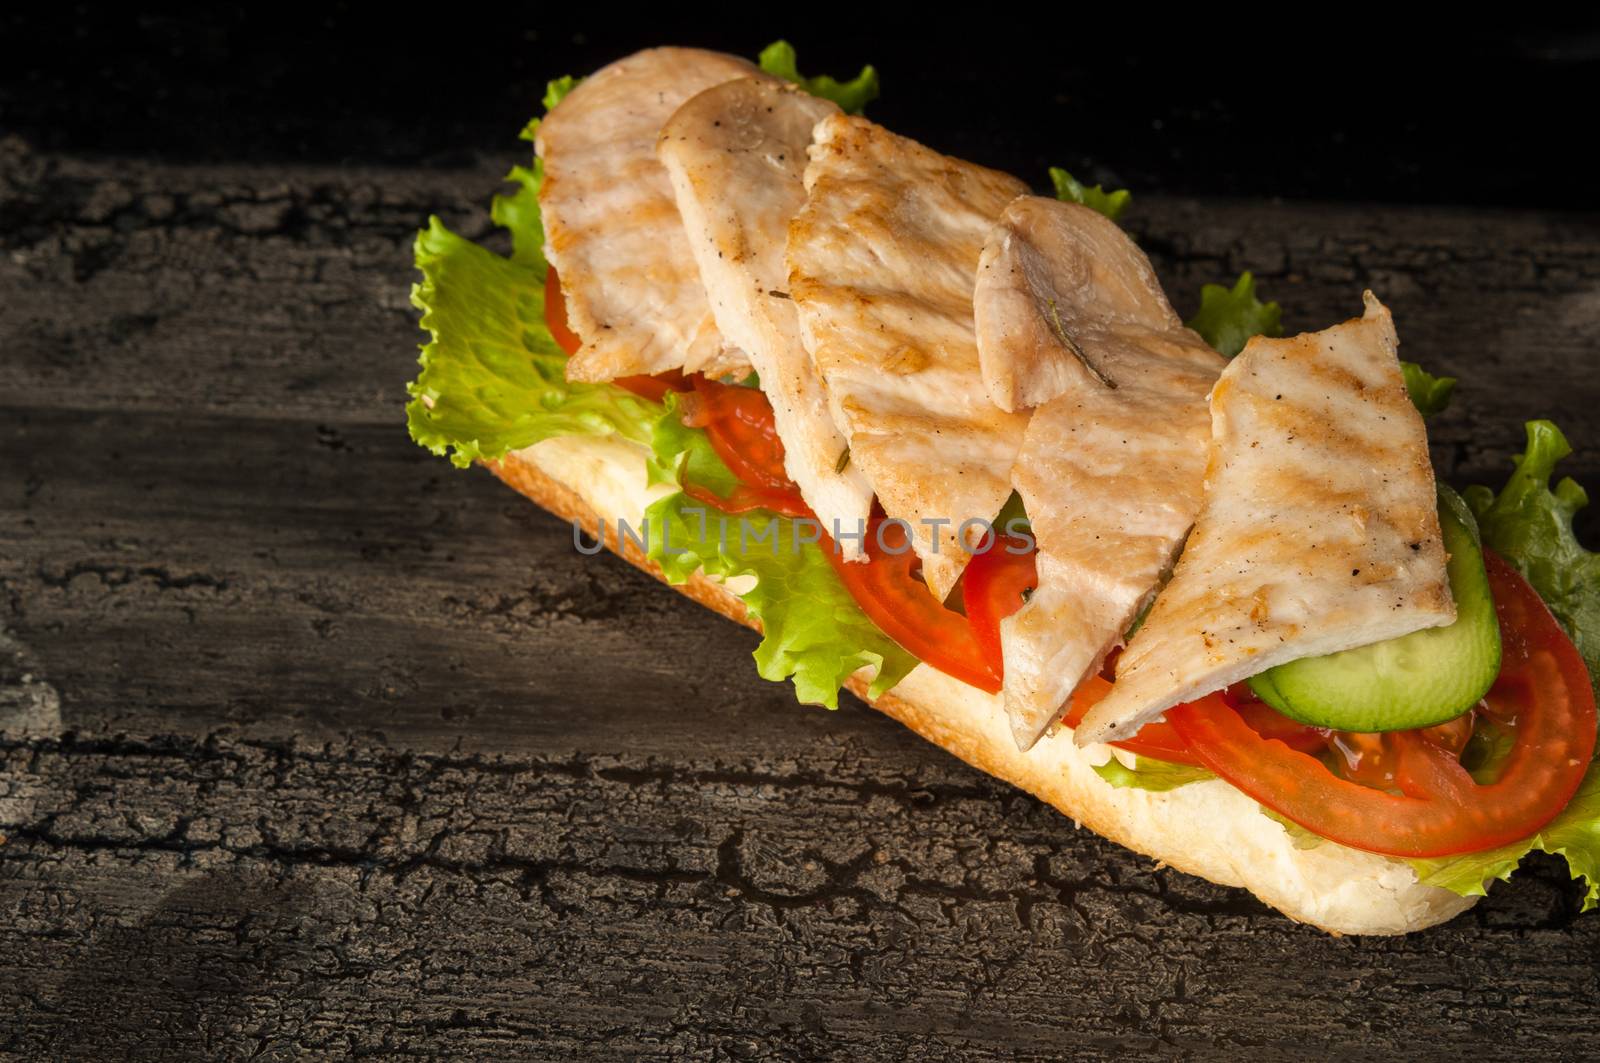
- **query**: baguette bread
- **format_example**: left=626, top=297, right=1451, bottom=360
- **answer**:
left=490, top=431, right=1477, bottom=934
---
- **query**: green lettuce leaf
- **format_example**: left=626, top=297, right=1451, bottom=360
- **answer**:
left=1092, top=754, right=1214, bottom=792
left=1410, top=762, right=1600, bottom=910
left=758, top=40, right=879, bottom=114
left=646, top=391, right=739, bottom=491
left=494, top=77, right=580, bottom=272
left=1186, top=271, right=1283, bottom=358
left=1261, top=808, right=1327, bottom=851
left=645, top=398, right=918, bottom=707
left=1186, top=274, right=1451, bottom=420
left=407, top=70, right=916, bottom=709
left=543, top=75, right=579, bottom=112
left=1409, top=420, right=1599, bottom=905
left=406, top=76, right=666, bottom=468
left=1464, top=420, right=1600, bottom=693
left=406, top=217, right=663, bottom=468
left=490, top=160, right=547, bottom=271
left=1048, top=167, right=1131, bottom=223
left=1402, top=361, right=1456, bottom=418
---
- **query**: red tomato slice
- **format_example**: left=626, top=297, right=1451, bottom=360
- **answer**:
left=1224, top=685, right=1334, bottom=756
left=825, top=519, right=1001, bottom=694
left=681, top=479, right=814, bottom=519
left=962, top=538, right=1320, bottom=764
left=1061, top=676, right=1206, bottom=765
left=544, top=267, right=583, bottom=356
left=961, top=535, right=1038, bottom=677
left=546, top=268, right=689, bottom=402
left=679, top=377, right=795, bottom=489
left=616, top=369, right=692, bottom=404
left=961, top=535, right=1318, bottom=764
left=675, top=376, right=811, bottom=515
left=658, top=374, right=998, bottom=691
left=1166, top=550, right=1597, bottom=857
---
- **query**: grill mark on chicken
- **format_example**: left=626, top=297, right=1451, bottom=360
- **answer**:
left=658, top=78, right=874, bottom=555
left=972, top=196, right=1224, bottom=751
left=537, top=47, right=768, bottom=383
left=1076, top=293, right=1455, bottom=746
left=787, top=115, right=1030, bottom=598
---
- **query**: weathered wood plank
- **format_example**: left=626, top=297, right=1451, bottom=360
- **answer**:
left=3, top=139, right=1600, bottom=1058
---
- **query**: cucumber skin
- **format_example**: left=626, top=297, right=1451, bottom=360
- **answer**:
left=1249, top=669, right=1294, bottom=717
left=1245, top=486, right=1501, bottom=733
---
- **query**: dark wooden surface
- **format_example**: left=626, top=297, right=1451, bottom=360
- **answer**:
left=3, top=135, right=1600, bottom=1059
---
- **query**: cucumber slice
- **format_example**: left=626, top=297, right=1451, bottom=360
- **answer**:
left=1247, top=485, right=1501, bottom=732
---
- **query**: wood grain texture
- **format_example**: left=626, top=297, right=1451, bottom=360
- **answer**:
left=3, top=135, right=1600, bottom=1059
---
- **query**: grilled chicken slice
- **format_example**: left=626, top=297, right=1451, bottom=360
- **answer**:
left=1075, top=293, right=1455, bottom=746
left=973, top=197, right=1224, bottom=751
left=658, top=79, right=873, bottom=555
left=787, top=114, right=1031, bottom=597
left=537, top=47, right=765, bottom=382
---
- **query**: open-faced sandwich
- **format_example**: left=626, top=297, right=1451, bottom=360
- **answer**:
left=406, top=43, right=1600, bottom=934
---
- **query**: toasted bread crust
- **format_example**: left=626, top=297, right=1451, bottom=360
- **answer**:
left=489, top=451, right=751, bottom=626
left=487, top=438, right=1475, bottom=934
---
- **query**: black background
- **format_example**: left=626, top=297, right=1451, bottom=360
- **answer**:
left=5, top=7, right=1597, bottom=209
